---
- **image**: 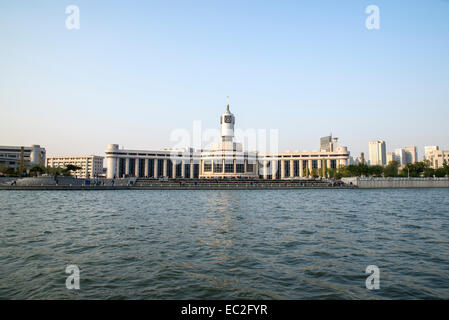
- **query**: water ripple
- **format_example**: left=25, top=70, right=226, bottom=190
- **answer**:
left=0, top=189, right=448, bottom=299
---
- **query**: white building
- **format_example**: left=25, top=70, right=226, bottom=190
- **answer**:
left=47, top=155, right=104, bottom=178
left=387, top=152, right=395, bottom=164
left=426, top=149, right=449, bottom=169
left=424, top=146, right=439, bottom=160
left=368, top=140, right=386, bottom=166
left=404, top=146, right=418, bottom=164
left=393, top=146, right=418, bottom=166
left=0, top=145, right=46, bottom=172
left=394, top=148, right=407, bottom=166
left=105, top=105, right=350, bottom=179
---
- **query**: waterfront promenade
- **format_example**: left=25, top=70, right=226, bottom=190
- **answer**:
left=1, top=176, right=449, bottom=190
left=0, top=177, right=350, bottom=190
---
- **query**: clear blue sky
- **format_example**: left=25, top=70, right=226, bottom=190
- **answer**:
left=1, top=0, right=448, bottom=159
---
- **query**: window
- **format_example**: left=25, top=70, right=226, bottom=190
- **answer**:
left=175, top=162, right=182, bottom=177
left=236, top=163, right=244, bottom=173
left=204, top=161, right=212, bottom=172
left=225, top=163, right=234, bottom=173
left=157, top=159, right=164, bottom=177
left=284, top=161, right=290, bottom=177
left=294, top=160, right=299, bottom=177
left=331, top=160, right=337, bottom=169
left=184, top=163, right=190, bottom=177
left=213, top=162, right=223, bottom=173
left=167, top=160, right=173, bottom=177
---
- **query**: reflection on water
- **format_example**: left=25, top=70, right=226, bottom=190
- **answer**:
left=0, top=189, right=449, bottom=299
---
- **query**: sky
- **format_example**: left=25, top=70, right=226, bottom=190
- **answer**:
left=1, top=0, right=448, bottom=159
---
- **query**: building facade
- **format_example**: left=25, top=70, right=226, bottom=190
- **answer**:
left=47, top=155, right=104, bottom=178
left=105, top=105, right=350, bottom=179
left=0, top=145, right=46, bottom=172
left=426, top=149, right=449, bottom=169
left=424, top=146, right=439, bottom=161
left=368, top=140, right=386, bottom=166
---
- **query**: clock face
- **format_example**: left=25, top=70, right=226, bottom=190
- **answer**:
left=224, top=115, right=232, bottom=123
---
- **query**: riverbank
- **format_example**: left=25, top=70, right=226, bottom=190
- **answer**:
left=342, top=177, right=449, bottom=188
left=2, top=177, right=449, bottom=190
left=0, top=176, right=351, bottom=190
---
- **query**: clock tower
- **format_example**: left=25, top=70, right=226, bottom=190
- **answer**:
left=220, top=104, right=235, bottom=142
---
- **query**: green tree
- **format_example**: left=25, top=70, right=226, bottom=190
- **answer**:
left=368, top=165, right=384, bottom=177
left=435, top=168, right=447, bottom=177
left=400, top=161, right=431, bottom=177
left=384, top=161, right=399, bottom=177
left=64, top=164, right=82, bottom=176
left=30, top=165, right=45, bottom=176
left=326, top=168, right=337, bottom=179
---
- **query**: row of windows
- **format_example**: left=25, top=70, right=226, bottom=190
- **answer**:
left=203, top=161, right=255, bottom=173
left=262, top=159, right=338, bottom=176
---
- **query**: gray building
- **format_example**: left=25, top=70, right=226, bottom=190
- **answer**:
left=0, top=145, right=46, bottom=172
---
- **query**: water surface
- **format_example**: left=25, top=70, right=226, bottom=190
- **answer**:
left=1, top=189, right=448, bottom=299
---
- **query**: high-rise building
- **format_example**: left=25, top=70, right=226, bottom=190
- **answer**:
left=426, top=149, right=449, bottom=169
left=424, top=146, right=439, bottom=160
left=320, top=136, right=332, bottom=152
left=404, top=146, right=418, bottom=164
left=393, top=146, right=418, bottom=166
left=320, top=135, right=339, bottom=152
left=368, top=140, right=386, bottom=166
left=387, top=152, right=395, bottom=164
left=394, top=148, right=407, bottom=166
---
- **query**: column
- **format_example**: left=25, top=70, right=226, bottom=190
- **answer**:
left=281, top=160, right=285, bottom=179
left=181, top=160, right=185, bottom=178
left=125, top=158, right=130, bottom=175
left=244, top=159, right=247, bottom=174
left=318, top=159, right=322, bottom=177
left=190, top=159, right=194, bottom=179
left=233, top=159, right=237, bottom=174
left=144, top=159, right=149, bottom=177
left=115, top=158, right=120, bottom=178
left=263, top=160, right=268, bottom=179
left=107, top=157, right=116, bottom=179
left=163, top=159, right=167, bottom=177
left=154, top=158, right=158, bottom=178
left=172, top=161, right=176, bottom=178
left=290, top=159, right=294, bottom=178
left=299, top=159, right=304, bottom=178
left=135, top=158, right=140, bottom=177
left=308, top=159, right=312, bottom=177
left=327, top=159, right=331, bottom=171
left=271, top=160, right=277, bottom=180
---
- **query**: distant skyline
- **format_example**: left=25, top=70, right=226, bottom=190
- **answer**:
left=1, top=1, right=448, bottom=159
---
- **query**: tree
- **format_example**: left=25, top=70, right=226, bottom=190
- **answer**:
left=326, top=168, right=338, bottom=179
left=384, top=161, right=399, bottom=177
left=400, top=161, right=431, bottom=177
left=64, top=165, right=82, bottom=176
left=435, top=168, right=447, bottom=177
left=30, top=165, right=45, bottom=176
left=310, top=168, right=319, bottom=178
left=368, top=165, right=384, bottom=177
